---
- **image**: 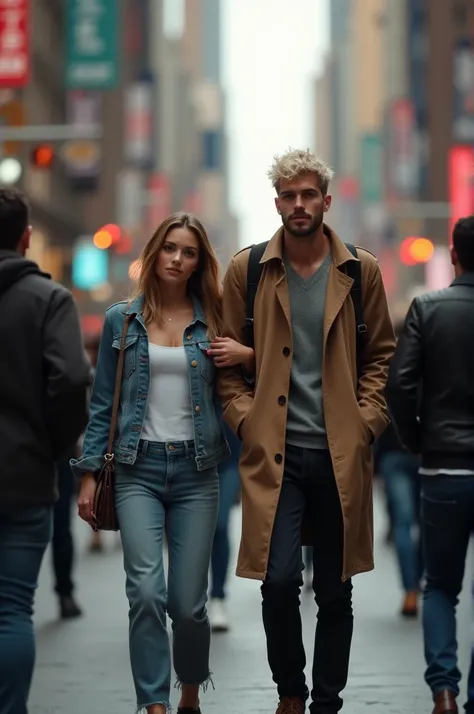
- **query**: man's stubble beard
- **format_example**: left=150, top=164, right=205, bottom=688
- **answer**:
left=281, top=211, right=324, bottom=238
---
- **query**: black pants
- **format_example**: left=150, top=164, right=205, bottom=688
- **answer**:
left=261, top=446, right=353, bottom=713
left=52, top=455, right=75, bottom=597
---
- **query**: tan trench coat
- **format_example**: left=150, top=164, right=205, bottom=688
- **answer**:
left=218, top=225, right=395, bottom=582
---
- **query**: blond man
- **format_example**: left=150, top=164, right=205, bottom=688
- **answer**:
left=217, top=149, right=395, bottom=714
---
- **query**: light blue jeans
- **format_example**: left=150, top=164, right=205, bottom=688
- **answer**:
left=115, top=439, right=219, bottom=712
left=0, top=507, right=52, bottom=714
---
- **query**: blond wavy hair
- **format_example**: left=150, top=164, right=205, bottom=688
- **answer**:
left=267, top=148, right=334, bottom=195
left=130, top=212, right=222, bottom=339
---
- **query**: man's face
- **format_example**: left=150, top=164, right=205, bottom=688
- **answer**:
left=275, top=172, right=331, bottom=238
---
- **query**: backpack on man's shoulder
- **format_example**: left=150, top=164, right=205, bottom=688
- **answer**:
left=243, top=241, right=367, bottom=379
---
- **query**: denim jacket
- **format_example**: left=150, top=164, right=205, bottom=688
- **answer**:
left=70, top=295, right=230, bottom=476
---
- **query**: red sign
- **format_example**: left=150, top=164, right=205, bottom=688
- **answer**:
left=147, top=174, right=171, bottom=232
left=0, top=0, right=29, bottom=88
left=448, top=145, right=474, bottom=242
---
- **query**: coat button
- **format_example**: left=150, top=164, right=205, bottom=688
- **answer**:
left=195, top=405, right=201, bottom=412
left=275, top=453, right=283, bottom=464
left=283, top=346, right=290, bottom=357
left=191, top=360, right=198, bottom=367
left=278, top=395, right=286, bottom=406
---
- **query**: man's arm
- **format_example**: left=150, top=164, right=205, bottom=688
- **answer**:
left=358, top=259, right=396, bottom=441
left=43, top=288, right=91, bottom=458
left=386, top=299, right=422, bottom=453
left=217, top=254, right=254, bottom=436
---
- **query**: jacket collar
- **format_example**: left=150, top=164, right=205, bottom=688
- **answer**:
left=260, top=224, right=358, bottom=268
left=451, top=272, right=474, bottom=287
left=124, top=293, right=207, bottom=326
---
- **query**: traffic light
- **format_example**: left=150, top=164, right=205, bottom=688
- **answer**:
left=30, top=145, right=54, bottom=169
left=399, top=237, right=435, bottom=266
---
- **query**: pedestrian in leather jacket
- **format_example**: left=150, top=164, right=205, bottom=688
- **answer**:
left=387, top=215, right=474, bottom=714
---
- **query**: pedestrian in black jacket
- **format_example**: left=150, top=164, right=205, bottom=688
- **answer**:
left=387, top=215, right=474, bottom=714
left=0, top=188, right=91, bottom=714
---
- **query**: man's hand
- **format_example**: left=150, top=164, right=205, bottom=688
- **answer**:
left=208, top=336, right=255, bottom=373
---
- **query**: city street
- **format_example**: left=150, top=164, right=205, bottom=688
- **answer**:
left=30, top=485, right=473, bottom=714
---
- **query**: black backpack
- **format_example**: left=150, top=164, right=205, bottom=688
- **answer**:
left=244, top=241, right=367, bottom=379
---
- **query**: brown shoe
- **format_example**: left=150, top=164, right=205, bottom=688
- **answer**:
left=433, top=689, right=458, bottom=713
left=401, top=591, right=418, bottom=618
left=276, top=698, right=305, bottom=714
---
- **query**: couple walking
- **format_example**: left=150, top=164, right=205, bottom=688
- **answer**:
left=73, top=148, right=394, bottom=714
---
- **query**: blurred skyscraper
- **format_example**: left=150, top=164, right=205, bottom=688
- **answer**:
left=314, top=0, right=474, bottom=308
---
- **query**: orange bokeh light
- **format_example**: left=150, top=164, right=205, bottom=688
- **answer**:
left=93, top=230, right=113, bottom=250
left=400, top=237, right=435, bottom=265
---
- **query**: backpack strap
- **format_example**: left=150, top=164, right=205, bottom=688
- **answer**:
left=344, top=243, right=367, bottom=380
left=245, top=241, right=268, bottom=348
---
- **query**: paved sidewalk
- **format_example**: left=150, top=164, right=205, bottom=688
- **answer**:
left=30, top=486, right=473, bottom=713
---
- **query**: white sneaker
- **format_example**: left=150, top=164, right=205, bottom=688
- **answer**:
left=209, top=598, right=229, bottom=632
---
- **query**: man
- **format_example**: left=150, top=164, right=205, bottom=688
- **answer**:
left=387, top=215, right=474, bottom=714
left=0, top=188, right=90, bottom=713
left=217, top=149, right=395, bottom=713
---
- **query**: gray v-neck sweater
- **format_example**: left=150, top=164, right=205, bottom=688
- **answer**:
left=284, top=253, right=331, bottom=449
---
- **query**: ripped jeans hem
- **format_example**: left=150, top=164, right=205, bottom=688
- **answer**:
left=174, top=671, right=215, bottom=693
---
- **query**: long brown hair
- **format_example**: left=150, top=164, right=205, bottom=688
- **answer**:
left=130, top=212, right=223, bottom=338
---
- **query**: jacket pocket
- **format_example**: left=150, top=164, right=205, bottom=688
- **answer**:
left=112, top=334, right=138, bottom=379
left=197, top=341, right=214, bottom=384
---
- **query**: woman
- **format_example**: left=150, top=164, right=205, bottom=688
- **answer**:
left=72, top=213, right=235, bottom=714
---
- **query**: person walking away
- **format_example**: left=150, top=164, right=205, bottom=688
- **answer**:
left=387, top=215, right=474, bottom=714
left=377, top=420, right=422, bottom=617
left=52, top=449, right=84, bottom=619
left=208, top=416, right=242, bottom=631
left=73, top=212, right=231, bottom=714
left=218, top=149, right=395, bottom=714
left=0, top=188, right=90, bottom=714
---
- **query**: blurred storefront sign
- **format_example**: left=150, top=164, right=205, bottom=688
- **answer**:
left=0, top=0, right=29, bottom=88
left=117, top=169, right=145, bottom=232
left=453, top=39, right=474, bottom=143
left=124, top=76, right=155, bottom=169
left=66, top=0, right=119, bottom=90
left=64, top=90, right=102, bottom=189
left=0, top=94, right=24, bottom=155
left=360, top=133, right=382, bottom=205
left=202, top=129, right=222, bottom=171
left=448, top=145, right=474, bottom=240
left=72, top=237, right=109, bottom=291
left=146, top=174, right=171, bottom=232
left=360, top=132, right=386, bottom=253
left=331, top=176, right=359, bottom=246
left=425, top=246, right=453, bottom=291
left=387, top=98, right=419, bottom=201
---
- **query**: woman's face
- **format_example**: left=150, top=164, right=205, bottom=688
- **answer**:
left=156, top=227, right=200, bottom=287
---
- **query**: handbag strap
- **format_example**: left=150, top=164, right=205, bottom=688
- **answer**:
left=106, top=313, right=133, bottom=456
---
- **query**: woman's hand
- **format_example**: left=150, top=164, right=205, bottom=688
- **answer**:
left=207, top=336, right=255, bottom=372
left=77, top=473, right=97, bottom=527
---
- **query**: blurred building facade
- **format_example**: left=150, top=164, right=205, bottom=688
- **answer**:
left=314, top=0, right=474, bottom=310
left=0, top=0, right=236, bottom=327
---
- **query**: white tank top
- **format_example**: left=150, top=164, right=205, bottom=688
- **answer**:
left=141, top=344, right=194, bottom=442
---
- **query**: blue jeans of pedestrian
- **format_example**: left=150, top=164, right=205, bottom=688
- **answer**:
left=0, top=507, right=52, bottom=714
left=210, top=454, right=240, bottom=600
left=380, top=451, right=423, bottom=592
left=421, top=473, right=474, bottom=701
left=114, top=440, right=219, bottom=712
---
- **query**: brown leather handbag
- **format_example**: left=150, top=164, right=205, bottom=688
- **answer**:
left=92, top=314, right=132, bottom=532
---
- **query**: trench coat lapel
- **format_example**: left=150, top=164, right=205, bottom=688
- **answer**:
left=323, top=262, right=353, bottom=351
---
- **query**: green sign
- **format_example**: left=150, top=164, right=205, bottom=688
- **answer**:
left=66, top=0, right=119, bottom=90
left=360, top=133, right=383, bottom=204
